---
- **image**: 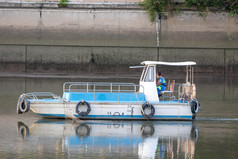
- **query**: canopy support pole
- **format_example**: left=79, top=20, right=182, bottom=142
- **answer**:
left=186, top=66, right=188, bottom=83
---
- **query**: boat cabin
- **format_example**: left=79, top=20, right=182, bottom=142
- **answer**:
left=136, top=61, right=197, bottom=102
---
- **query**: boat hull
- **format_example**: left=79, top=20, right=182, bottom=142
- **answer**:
left=29, top=101, right=194, bottom=120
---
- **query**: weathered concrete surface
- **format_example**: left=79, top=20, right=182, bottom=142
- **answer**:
left=225, top=49, right=238, bottom=75
left=159, top=48, right=225, bottom=74
left=0, top=5, right=237, bottom=75
left=0, top=8, right=156, bottom=47
left=5, top=45, right=157, bottom=74
left=0, top=8, right=237, bottom=49
left=224, top=76, right=238, bottom=101
left=161, top=12, right=238, bottom=48
left=0, top=45, right=26, bottom=72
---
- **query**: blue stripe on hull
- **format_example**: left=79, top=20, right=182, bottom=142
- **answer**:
left=37, top=113, right=192, bottom=120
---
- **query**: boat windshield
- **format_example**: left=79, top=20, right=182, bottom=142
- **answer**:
left=140, top=66, right=147, bottom=82
left=144, top=66, right=154, bottom=82
left=140, top=66, right=155, bottom=82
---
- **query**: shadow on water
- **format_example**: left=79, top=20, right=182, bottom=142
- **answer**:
left=17, top=119, right=199, bottom=159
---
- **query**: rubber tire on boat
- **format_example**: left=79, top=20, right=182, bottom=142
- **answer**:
left=17, top=97, right=23, bottom=114
left=141, top=103, right=155, bottom=118
left=76, top=101, right=91, bottom=116
left=75, top=124, right=90, bottom=137
left=190, top=98, right=200, bottom=114
left=19, top=98, right=30, bottom=113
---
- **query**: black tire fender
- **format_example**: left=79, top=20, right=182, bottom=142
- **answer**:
left=141, top=103, right=155, bottom=118
left=19, top=98, right=30, bottom=113
left=76, top=100, right=91, bottom=116
left=190, top=99, right=200, bottom=114
left=17, top=97, right=24, bottom=114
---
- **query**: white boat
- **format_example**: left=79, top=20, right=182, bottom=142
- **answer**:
left=17, top=61, right=200, bottom=120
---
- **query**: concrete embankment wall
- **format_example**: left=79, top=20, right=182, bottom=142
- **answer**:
left=0, top=2, right=237, bottom=75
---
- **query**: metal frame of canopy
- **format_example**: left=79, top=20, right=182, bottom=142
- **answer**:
left=140, top=61, right=196, bottom=85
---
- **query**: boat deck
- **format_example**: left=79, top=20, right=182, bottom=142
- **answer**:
left=63, top=92, right=145, bottom=103
left=28, top=92, right=188, bottom=104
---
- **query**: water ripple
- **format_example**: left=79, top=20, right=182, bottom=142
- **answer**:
left=197, top=117, right=238, bottom=121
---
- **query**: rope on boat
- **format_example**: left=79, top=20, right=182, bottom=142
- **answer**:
left=135, top=92, right=149, bottom=120
left=136, top=93, right=146, bottom=118
left=63, top=100, right=80, bottom=121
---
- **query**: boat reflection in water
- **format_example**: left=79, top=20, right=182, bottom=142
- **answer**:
left=17, top=120, right=198, bottom=158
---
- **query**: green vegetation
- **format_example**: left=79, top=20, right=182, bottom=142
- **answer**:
left=59, top=0, right=68, bottom=7
left=186, top=0, right=238, bottom=16
left=139, top=0, right=238, bottom=22
left=139, top=0, right=172, bottom=22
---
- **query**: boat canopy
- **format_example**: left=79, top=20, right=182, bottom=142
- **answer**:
left=141, top=61, right=196, bottom=66
left=129, top=66, right=145, bottom=69
left=137, top=61, right=197, bottom=102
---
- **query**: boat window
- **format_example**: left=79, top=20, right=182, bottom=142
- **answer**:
left=140, top=66, right=147, bottom=81
left=144, top=66, right=154, bottom=82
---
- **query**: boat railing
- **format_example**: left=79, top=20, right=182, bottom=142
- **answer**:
left=177, top=83, right=195, bottom=102
left=63, top=82, right=145, bottom=102
left=23, top=92, right=60, bottom=100
left=161, top=82, right=196, bottom=103
left=64, top=82, right=139, bottom=92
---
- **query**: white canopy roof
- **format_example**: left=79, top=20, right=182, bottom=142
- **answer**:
left=141, top=61, right=196, bottom=66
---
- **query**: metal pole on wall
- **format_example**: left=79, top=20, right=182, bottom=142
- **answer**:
left=156, top=13, right=161, bottom=62
left=156, top=13, right=160, bottom=47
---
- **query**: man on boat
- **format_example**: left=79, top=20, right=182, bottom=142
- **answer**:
left=157, top=72, right=166, bottom=96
